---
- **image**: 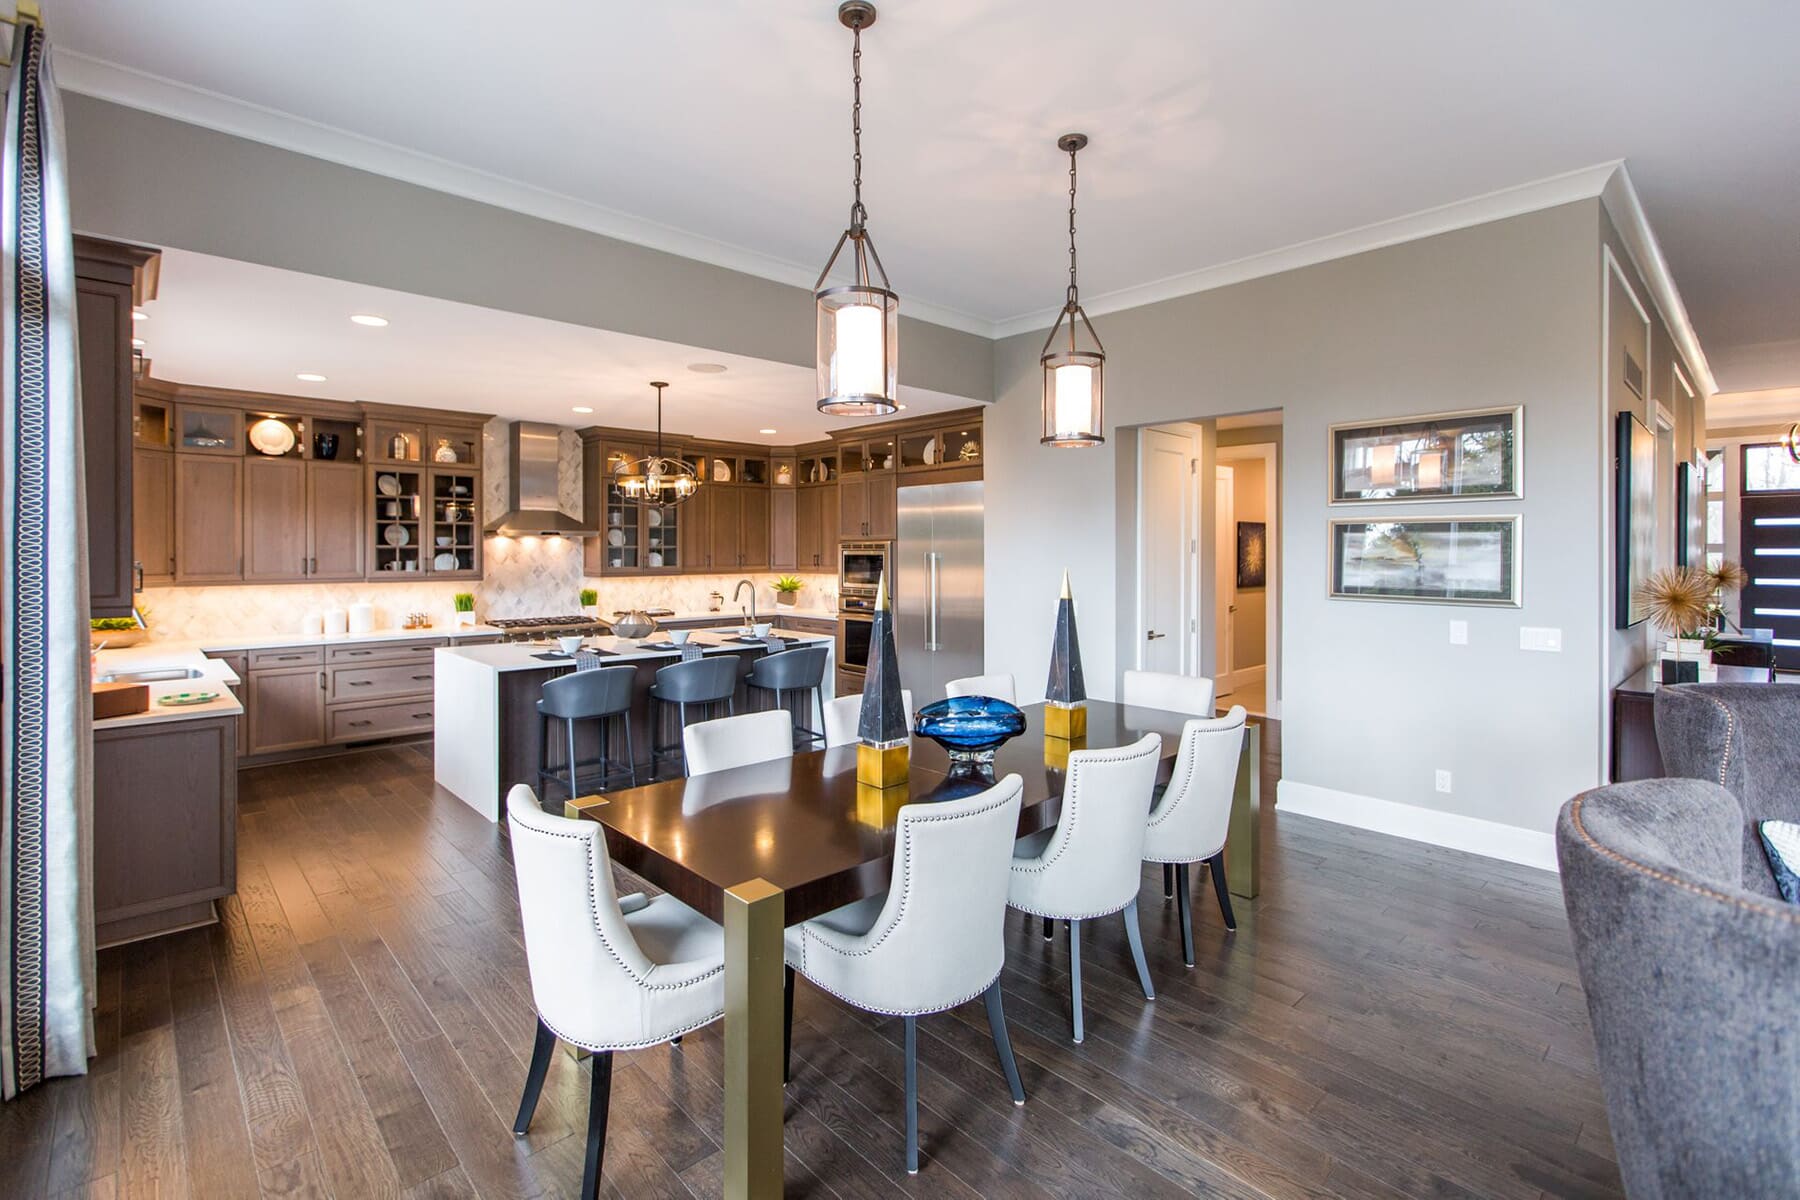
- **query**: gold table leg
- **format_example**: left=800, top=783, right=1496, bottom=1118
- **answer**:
left=724, top=877, right=785, bottom=1200
left=1226, top=722, right=1261, bottom=899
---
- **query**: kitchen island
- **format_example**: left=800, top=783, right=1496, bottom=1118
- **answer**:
left=435, top=628, right=835, bottom=820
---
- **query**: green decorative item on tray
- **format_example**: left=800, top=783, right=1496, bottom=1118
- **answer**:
left=772, top=575, right=803, bottom=607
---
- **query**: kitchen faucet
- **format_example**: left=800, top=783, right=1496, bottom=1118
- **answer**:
left=733, top=579, right=757, bottom=628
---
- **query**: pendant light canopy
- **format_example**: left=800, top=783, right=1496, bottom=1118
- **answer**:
left=1040, top=133, right=1106, bottom=448
left=614, top=382, right=699, bottom=506
left=815, top=1, right=899, bottom=417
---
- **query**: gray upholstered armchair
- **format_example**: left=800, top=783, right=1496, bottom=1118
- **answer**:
left=1555, top=683, right=1800, bottom=1197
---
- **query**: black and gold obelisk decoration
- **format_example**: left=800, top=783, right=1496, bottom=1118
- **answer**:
left=857, top=571, right=910, bottom=788
left=1044, top=569, right=1088, bottom=741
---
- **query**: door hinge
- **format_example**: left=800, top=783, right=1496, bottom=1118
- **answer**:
left=1189, top=459, right=1197, bottom=474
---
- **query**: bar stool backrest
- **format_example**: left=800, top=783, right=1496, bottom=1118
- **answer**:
left=540, top=665, right=635, bottom=719
left=652, top=655, right=740, bottom=704
left=747, top=644, right=829, bottom=691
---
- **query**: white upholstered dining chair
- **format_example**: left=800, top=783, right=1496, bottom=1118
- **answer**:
left=506, top=785, right=725, bottom=1198
left=945, top=672, right=1017, bottom=703
left=682, top=709, right=795, bottom=775
left=784, top=773, right=1027, bottom=1175
left=821, top=689, right=914, bottom=748
left=1008, top=733, right=1163, bottom=1043
left=1143, top=706, right=1247, bottom=964
left=1121, top=668, right=1218, bottom=901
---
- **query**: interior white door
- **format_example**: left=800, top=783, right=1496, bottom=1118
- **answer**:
left=1139, top=429, right=1191, bottom=673
left=1215, top=466, right=1236, bottom=694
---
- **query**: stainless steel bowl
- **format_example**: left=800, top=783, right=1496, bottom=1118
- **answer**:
left=610, top=610, right=657, bottom=640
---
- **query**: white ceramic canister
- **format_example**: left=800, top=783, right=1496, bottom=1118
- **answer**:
left=302, top=613, right=325, bottom=635
left=348, top=602, right=375, bottom=635
left=323, top=608, right=349, bottom=636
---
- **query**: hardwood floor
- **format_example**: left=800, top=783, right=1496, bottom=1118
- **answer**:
left=1, top=735, right=1622, bottom=1198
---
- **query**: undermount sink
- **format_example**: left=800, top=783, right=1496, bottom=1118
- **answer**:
left=98, top=666, right=206, bottom=684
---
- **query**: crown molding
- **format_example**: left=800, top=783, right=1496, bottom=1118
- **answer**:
left=993, top=161, right=1626, bottom=338
left=51, top=48, right=995, bottom=338
left=1598, top=166, right=1717, bottom=397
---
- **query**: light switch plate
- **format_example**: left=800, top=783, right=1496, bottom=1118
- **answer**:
left=1449, top=620, right=1469, bottom=645
left=1520, top=627, right=1563, bottom=653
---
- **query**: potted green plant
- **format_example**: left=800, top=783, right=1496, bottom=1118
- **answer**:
left=452, top=592, right=477, bottom=628
left=579, top=587, right=599, bottom=619
left=90, top=613, right=148, bottom=649
left=772, top=576, right=804, bottom=607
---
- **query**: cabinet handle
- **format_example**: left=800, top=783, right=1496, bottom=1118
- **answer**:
left=412, top=711, right=432, bottom=720
left=319, top=671, right=326, bottom=689
left=310, top=557, right=317, bottom=574
left=411, top=674, right=431, bottom=681
left=302, top=556, right=309, bottom=575
left=276, top=654, right=303, bottom=661
left=133, top=561, right=144, bottom=592
left=348, top=680, right=372, bottom=687
left=347, top=650, right=373, bottom=656
left=348, top=720, right=372, bottom=728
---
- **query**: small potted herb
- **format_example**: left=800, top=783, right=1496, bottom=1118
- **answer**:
left=579, top=587, right=599, bottom=620
left=452, top=592, right=477, bottom=628
left=772, top=576, right=804, bottom=608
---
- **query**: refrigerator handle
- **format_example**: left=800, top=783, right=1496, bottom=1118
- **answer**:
left=925, top=552, right=941, bottom=651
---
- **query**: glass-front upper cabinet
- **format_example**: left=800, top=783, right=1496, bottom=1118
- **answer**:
left=370, top=467, right=425, bottom=575
left=175, top=403, right=242, bottom=454
left=799, top=449, right=837, bottom=484
left=899, top=431, right=939, bottom=470
left=428, top=470, right=480, bottom=576
left=940, top=425, right=982, bottom=467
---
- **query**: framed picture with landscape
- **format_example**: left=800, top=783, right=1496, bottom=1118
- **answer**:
left=1330, top=516, right=1521, bottom=606
left=1329, top=406, right=1522, bottom=504
left=1615, top=411, right=1655, bottom=627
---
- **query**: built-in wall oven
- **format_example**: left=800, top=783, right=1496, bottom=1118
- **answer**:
left=837, top=611, right=873, bottom=677
left=837, top=541, right=890, bottom=681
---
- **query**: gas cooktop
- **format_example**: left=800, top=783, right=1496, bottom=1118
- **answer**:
left=488, top=614, right=611, bottom=642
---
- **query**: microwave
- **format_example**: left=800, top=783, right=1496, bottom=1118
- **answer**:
left=838, top=540, right=892, bottom=603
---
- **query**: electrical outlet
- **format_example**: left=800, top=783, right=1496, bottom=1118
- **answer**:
left=1520, top=627, right=1563, bottom=653
left=1449, top=620, right=1469, bottom=645
left=1435, top=769, right=1453, bottom=794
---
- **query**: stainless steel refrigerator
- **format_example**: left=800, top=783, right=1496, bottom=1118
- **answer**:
left=895, top=480, right=984, bottom=701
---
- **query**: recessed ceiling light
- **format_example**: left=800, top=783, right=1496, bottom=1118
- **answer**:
left=130, top=337, right=145, bottom=349
left=350, top=314, right=389, bottom=327
left=759, top=428, right=778, bottom=435
left=131, top=309, right=148, bottom=322
left=296, top=372, right=327, bottom=382
left=572, top=406, right=594, bottom=414
left=687, top=362, right=727, bottom=374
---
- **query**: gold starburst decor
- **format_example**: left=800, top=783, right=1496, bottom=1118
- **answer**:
left=1709, top=559, right=1749, bottom=596
left=1636, top=565, right=1714, bottom=637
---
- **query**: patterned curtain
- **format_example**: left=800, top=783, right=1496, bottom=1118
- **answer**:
left=2, top=17, right=94, bottom=1100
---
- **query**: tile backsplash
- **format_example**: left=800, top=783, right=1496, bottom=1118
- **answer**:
left=137, top=416, right=837, bottom=642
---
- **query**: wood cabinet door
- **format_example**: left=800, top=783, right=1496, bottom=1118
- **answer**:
left=866, top=472, right=898, bottom=541
left=740, top=487, right=771, bottom=568
left=133, top=448, right=175, bottom=586
left=247, top=666, right=325, bottom=755
left=838, top=476, right=868, bottom=539
left=243, top=457, right=309, bottom=581
left=75, top=272, right=135, bottom=617
left=772, top=488, right=798, bottom=570
left=308, top=461, right=364, bottom=580
left=794, top=486, right=822, bottom=570
left=175, top=455, right=243, bottom=582
left=708, top=487, right=743, bottom=570
left=206, top=651, right=251, bottom=758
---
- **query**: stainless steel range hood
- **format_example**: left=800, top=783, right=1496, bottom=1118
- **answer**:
left=483, top=421, right=601, bottom=538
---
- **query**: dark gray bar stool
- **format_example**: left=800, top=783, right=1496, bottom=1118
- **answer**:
left=649, top=656, right=741, bottom=777
left=537, top=666, right=637, bottom=802
left=745, top=644, right=829, bottom=750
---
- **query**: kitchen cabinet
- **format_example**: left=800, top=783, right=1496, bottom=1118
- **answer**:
left=133, top=448, right=175, bottom=586
left=93, top=714, right=237, bottom=947
left=838, top=470, right=896, bottom=541
left=369, top=466, right=426, bottom=576
left=206, top=651, right=251, bottom=758
left=246, top=664, right=326, bottom=756
left=75, top=237, right=157, bottom=618
left=425, top=469, right=481, bottom=578
left=309, top=462, right=365, bottom=580
left=582, top=437, right=686, bottom=575
left=175, top=455, right=243, bottom=582
left=707, top=485, right=743, bottom=570
left=174, top=403, right=244, bottom=454
left=771, top=487, right=797, bottom=570
left=243, top=457, right=308, bottom=580
left=740, top=485, right=771, bottom=568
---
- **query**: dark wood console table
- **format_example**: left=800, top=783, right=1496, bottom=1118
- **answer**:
left=1610, top=662, right=1775, bottom=782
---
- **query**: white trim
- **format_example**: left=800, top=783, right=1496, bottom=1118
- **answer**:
left=994, top=162, right=1624, bottom=337
left=1276, top=780, right=1558, bottom=873
left=1216, top=439, right=1279, bottom=704
left=1600, top=245, right=1652, bottom=781
left=50, top=48, right=997, bottom=338
left=1600, top=169, right=1718, bottom=397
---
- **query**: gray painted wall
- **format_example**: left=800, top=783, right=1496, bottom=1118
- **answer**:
left=60, top=93, right=995, bottom=403
left=987, top=201, right=1607, bottom=836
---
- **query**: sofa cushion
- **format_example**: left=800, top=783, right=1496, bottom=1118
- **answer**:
left=1760, top=820, right=1800, bottom=904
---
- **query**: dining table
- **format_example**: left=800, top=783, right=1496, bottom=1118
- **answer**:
left=564, top=699, right=1264, bottom=1199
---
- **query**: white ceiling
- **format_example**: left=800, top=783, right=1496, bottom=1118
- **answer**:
left=50, top=1, right=1800, bottom=390
left=137, top=249, right=973, bottom=443
left=1707, top=388, right=1800, bottom=431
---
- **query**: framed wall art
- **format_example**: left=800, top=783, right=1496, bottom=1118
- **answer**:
left=1236, top=521, right=1267, bottom=589
left=1329, top=406, right=1522, bottom=504
left=1615, top=411, right=1655, bottom=627
left=1329, top=515, right=1521, bottom=607
left=1674, top=458, right=1705, bottom=568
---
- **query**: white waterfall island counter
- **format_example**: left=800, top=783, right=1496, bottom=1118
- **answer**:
left=434, top=629, right=835, bottom=819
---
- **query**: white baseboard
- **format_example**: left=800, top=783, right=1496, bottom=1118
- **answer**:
left=1276, top=780, right=1559, bottom=873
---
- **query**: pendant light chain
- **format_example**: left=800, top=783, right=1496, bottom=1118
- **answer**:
left=1067, top=144, right=1080, bottom=308
left=850, top=22, right=865, bottom=233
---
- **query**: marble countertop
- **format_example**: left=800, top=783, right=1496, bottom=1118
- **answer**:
left=92, top=646, right=244, bottom=730
left=655, top=607, right=838, bottom=624
left=439, top=630, right=834, bottom=674
left=105, top=625, right=506, bottom=659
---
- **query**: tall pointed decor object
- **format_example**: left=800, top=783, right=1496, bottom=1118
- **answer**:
left=857, top=571, right=910, bottom=788
left=1044, top=570, right=1088, bottom=740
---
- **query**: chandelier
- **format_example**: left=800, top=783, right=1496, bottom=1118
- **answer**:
left=1784, top=421, right=1800, bottom=465
left=814, top=1, right=899, bottom=417
left=1040, top=133, right=1106, bottom=447
left=613, top=382, right=699, bottom=505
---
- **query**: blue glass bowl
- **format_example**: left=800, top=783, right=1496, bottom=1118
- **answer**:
left=914, top=696, right=1027, bottom=764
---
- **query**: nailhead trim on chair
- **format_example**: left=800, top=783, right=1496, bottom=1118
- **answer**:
left=1693, top=691, right=1737, bottom=787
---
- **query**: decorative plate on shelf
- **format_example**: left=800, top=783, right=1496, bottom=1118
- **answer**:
left=434, top=552, right=458, bottom=571
left=647, top=551, right=665, bottom=567
left=248, top=418, right=296, bottom=456
left=383, top=524, right=411, bottom=546
left=157, top=691, right=220, bottom=707
left=646, top=508, right=663, bottom=527
left=376, top=473, right=401, bottom=496
left=713, top=459, right=732, bottom=482
left=607, top=528, right=625, bottom=547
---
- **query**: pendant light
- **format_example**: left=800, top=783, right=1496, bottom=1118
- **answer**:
left=1040, top=133, right=1106, bottom=448
left=614, top=382, right=699, bottom=506
left=1784, top=421, right=1800, bottom=465
left=814, top=0, right=899, bottom=417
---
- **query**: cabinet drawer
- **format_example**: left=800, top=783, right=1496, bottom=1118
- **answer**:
left=325, top=638, right=445, bottom=665
left=779, top=617, right=837, bottom=635
left=329, top=661, right=435, bottom=703
left=329, top=698, right=435, bottom=743
left=248, top=646, right=324, bottom=669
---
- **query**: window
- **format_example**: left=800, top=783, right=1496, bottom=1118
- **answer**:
left=1743, top=443, right=1800, bottom=493
left=1704, top=446, right=1726, bottom=570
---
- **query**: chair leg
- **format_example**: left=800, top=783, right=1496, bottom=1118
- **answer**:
left=677, top=702, right=689, bottom=775
left=1042, top=915, right=1054, bottom=941
left=1163, top=862, right=1175, bottom=899
left=512, top=1018, right=556, bottom=1135
left=783, top=965, right=796, bottom=1084
left=1122, top=899, right=1155, bottom=1000
left=1209, top=855, right=1238, bottom=932
left=580, top=1050, right=614, bottom=1199
left=1176, top=863, right=1195, bottom=967
left=903, top=1016, right=919, bottom=1175
left=1068, top=918, right=1084, bottom=1044
left=982, top=982, right=1025, bottom=1105
left=565, top=717, right=579, bottom=801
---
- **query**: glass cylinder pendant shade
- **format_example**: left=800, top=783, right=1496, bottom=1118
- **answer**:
left=817, top=283, right=899, bottom=416
left=1041, top=335, right=1105, bottom=446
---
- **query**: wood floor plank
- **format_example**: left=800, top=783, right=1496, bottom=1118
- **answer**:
left=164, top=928, right=260, bottom=1198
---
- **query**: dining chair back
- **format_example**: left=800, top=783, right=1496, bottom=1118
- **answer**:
left=683, top=709, right=796, bottom=775
left=1121, top=668, right=1215, bottom=716
left=945, top=673, right=1017, bottom=704
left=1144, top=707, right=1247, bottom=961
left=822, top=689, right=914, bottom=748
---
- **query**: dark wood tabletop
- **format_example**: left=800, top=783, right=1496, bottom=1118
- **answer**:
left=573, top=699, right=1202, bottom=925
